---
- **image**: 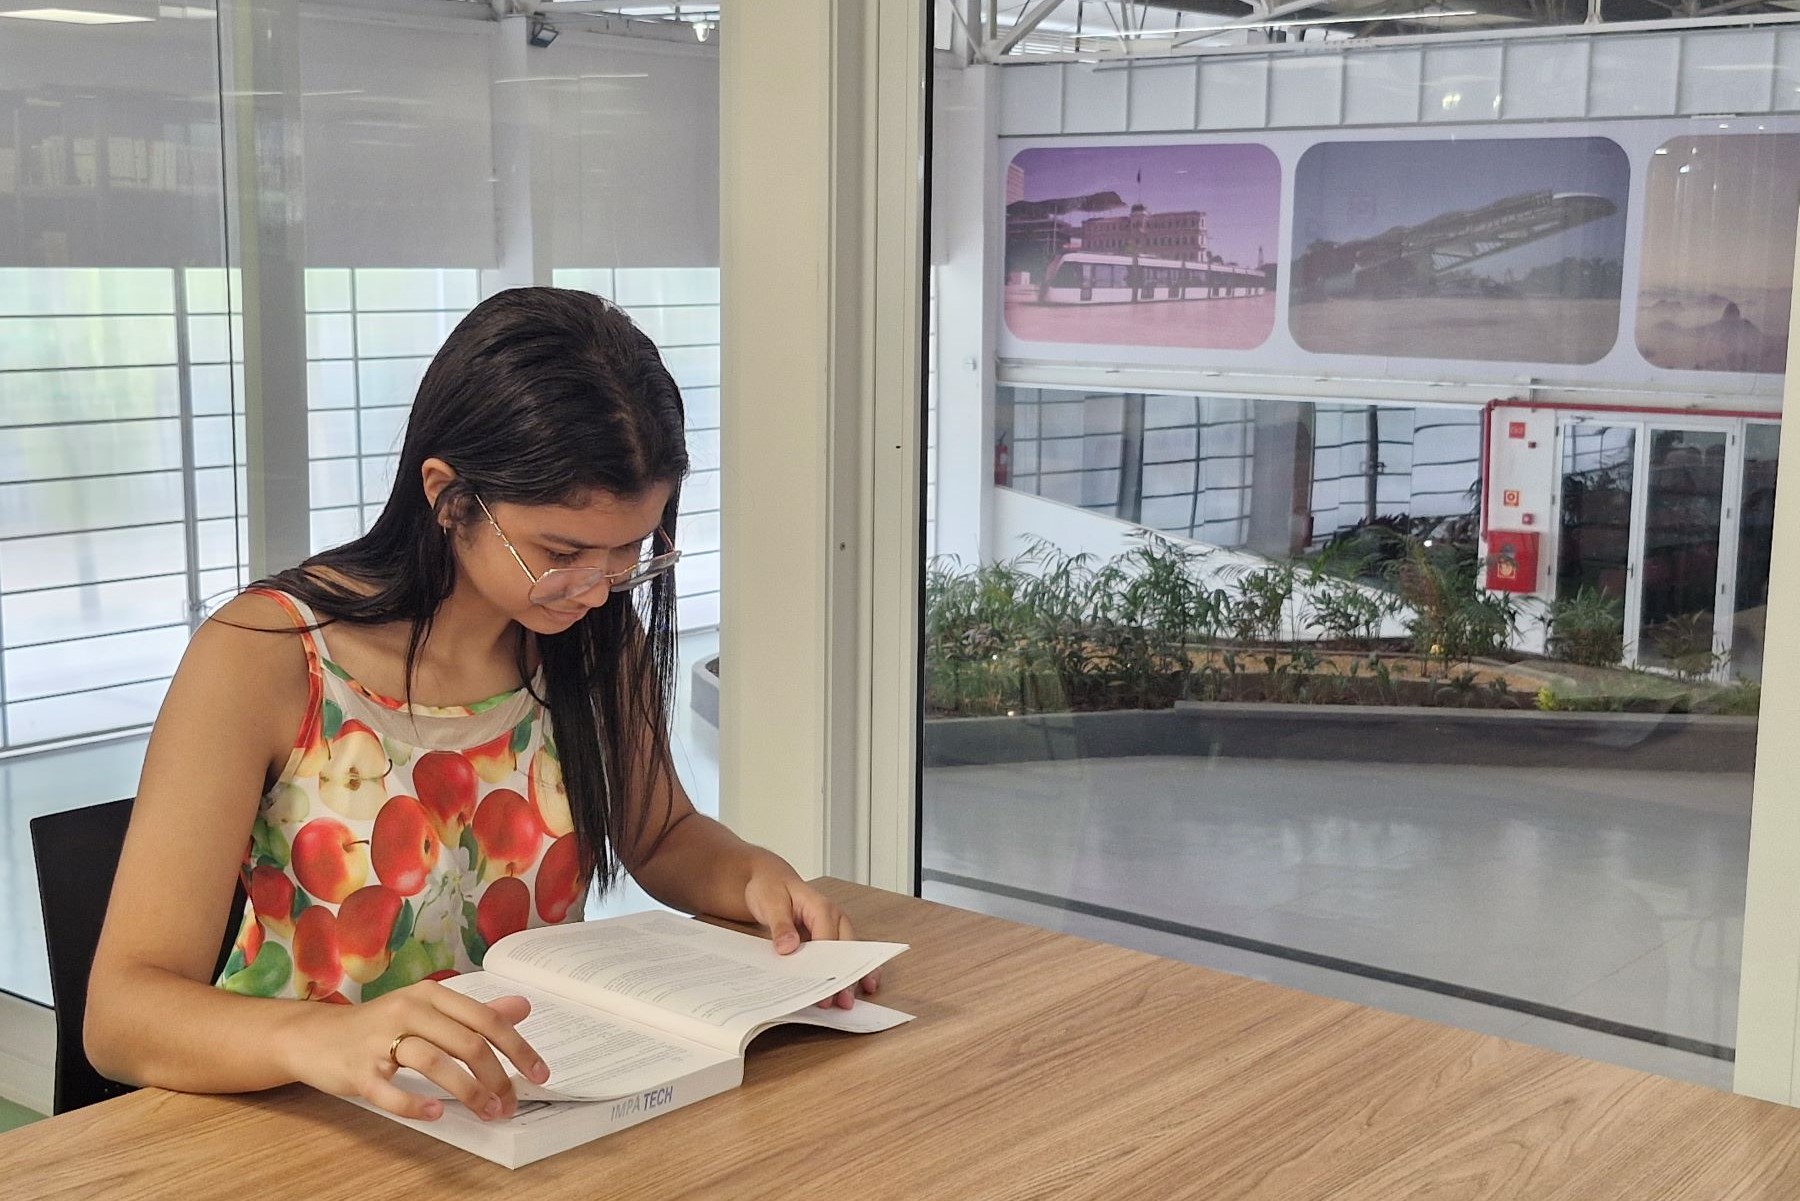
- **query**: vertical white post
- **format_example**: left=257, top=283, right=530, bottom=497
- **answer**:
left=1735, top=220, right=1800, bottom=1104
left=483, top=15, right=554, bottom=297
left=719, top=2, right=853, bottom=879
left=720, top=0, right=926, bottom=888
left=929, top=61, right=998, bottom=568
left=222, top=0, right=311, bottom=579
left=863, top=0, right=929, bottom=894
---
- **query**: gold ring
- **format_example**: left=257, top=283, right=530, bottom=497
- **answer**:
left=387, top=1033, right=415, bottom=1067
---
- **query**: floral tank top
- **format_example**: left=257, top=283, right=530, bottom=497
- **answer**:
left=214, top=589, right=586, bottom=1004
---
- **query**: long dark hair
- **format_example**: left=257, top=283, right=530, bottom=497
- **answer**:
left=259, top=287, right=689, bottom=897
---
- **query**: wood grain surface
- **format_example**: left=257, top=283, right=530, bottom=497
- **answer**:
left=6, top=878, right=1800, bottom=1200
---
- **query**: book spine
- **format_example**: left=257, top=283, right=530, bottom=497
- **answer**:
left=590, top=1058, right=745, bottom=1139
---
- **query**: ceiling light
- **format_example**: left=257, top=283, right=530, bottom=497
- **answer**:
left=693, top=19, right=712, bottom=42
left=0, top=7, right=152, bottom=23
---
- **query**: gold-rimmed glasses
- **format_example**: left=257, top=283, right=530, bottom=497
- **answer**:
left=474, top=494, right=680, bottom=605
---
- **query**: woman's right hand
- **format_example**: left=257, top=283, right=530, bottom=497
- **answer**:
left=282, top=980, right=550, bottom=1122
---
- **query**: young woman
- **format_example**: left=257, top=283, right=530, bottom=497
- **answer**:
left=85, top=287, right=879, bottom=1125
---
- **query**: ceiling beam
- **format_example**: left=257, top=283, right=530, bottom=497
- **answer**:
left=1695, top=0, right=1777, bottom=14
left=984, top=0, right=1067, bottom=58
left=1167, top=0, right=1338, bottom=44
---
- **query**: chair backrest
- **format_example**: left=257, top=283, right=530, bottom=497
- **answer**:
left=29, top=798, right=245, bottom=1115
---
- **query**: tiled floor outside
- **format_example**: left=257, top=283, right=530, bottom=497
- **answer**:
left=922, top=755, right=1747, bottom=1091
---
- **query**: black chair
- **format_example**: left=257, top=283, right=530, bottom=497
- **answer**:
left=29, top=798, right=245, bottom=1115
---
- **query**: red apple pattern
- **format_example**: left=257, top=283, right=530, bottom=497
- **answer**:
left=213, top=607, right=584, bottom=1005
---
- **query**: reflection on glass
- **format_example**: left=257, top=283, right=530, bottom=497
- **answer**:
left=1732, top=424, right=1780, bottom=680
left=1000, top=387, right=1485, bottom=560
left=1639, top=429, right=1726, bottom=674
left=1556, top=424, right=1634, bottom=655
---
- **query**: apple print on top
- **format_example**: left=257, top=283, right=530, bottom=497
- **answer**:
left=214, top=589, right=586, bottom=1004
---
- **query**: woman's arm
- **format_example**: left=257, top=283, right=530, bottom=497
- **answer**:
left=84, top=595, right=548, bottom=1119
left=84, top=593, right=322, bottom=1091
left=618, top=727, right=880, bottom=1006
left=623, top=793, right=791, bottom=925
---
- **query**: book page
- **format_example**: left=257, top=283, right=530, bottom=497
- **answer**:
left=750, top=999, right=916, bottom=1040
left=484, top=910, right=908, bottom=1054
left=419, top=971, right=735, bottom=1102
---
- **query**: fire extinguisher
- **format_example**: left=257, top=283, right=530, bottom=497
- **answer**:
left=994, top=431, right=1011, bottom=486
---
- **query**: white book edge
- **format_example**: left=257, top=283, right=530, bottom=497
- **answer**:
left=343, top=1055, right=745, bottom=1169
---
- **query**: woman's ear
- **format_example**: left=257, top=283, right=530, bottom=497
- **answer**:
left=420, top=458, right=459, bottom=528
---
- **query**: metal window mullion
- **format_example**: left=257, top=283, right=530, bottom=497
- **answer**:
left=2, top=567, right=194, bottom=599
left=0, top=721, right=160, bottom=760
left=0, top=361, right=182, bottom=375
left=175, top=269, right=205, bottom=631
left=1716, top=424, right=1748, bottom=676
left=0, top=414, right=184, bottom=433
left=1187, top=396, right=1202, bottom=537
left=9, top=620, right=191, bottom=654
left=0, top=484, right=7, bottom=747
left=12, top=671, right=182, bottom=707
left=0, top=465, right=192, bottom=489
left=2, top=518, right=188, bottom=544
left=351, top=270, right=366, bottom=523
left=0, top=309, right=179, bottom=321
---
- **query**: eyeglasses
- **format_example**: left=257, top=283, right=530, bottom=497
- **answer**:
left=474, top=494, right=681, bottom=605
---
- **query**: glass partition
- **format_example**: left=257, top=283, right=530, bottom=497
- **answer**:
left=922, top=26, right=1796, bottom=1089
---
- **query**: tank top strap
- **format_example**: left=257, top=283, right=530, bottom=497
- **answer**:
left=242, top=586, right=328, bottom=757
left=243, top=586, right=335, bottom=663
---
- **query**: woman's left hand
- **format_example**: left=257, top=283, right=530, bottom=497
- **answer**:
left=743, top=861, right=882, bottom=1009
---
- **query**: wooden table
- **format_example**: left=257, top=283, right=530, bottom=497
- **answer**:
left=8, top=878, right=1800, bottom=1199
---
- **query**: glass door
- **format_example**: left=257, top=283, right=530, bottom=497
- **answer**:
left=1730, top=423, right=1781, bottom=680
left=1556, top=421, right=1637, bottom=664
left=1637, top=428, right=1729, bottom=675
left=1557, top=418, right=1752, bottom=677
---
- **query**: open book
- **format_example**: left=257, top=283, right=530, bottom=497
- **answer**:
left=339, top=909, right=912, bottom=1168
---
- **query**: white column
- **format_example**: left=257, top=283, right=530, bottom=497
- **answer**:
left=929, top=60, right=998, bottom=567
left=1734, top=223, right=1800, bottom=1104
left=720, top=1, right=926, bottom=887
left=483, top=15, right=554, bottom=297
left=222, top=0, right=311, bottom=578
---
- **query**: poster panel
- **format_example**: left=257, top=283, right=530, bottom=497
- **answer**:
left=1289, top=137, right=1631, bottom=365
left=1003, top=143, right=1282, bottom=352
left=1636, top=133, right=1800, bottom=374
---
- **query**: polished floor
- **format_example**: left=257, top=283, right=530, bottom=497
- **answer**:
left=922, top=756, right=1748, bottom=1091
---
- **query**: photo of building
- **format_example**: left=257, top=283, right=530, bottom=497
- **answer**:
left=1002, top=142, right=1280, bottom=350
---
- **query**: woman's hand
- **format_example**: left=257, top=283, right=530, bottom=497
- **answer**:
left=742, top=860, right=882, bottom=1010
left=282, top=979, right=549, bottom=1122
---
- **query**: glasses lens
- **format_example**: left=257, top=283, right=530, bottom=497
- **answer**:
left=608, top=554, right=681, bottom=594
left=530, top=569, right=610, bottom=606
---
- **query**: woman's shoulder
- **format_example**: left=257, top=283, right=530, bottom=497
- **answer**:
left=184, top=589, right=316, bottom=699
left=157, top=589, right=319, bottom=780
left=210, top=587, right=304, bottom=632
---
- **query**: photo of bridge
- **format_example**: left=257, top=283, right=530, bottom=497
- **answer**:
left=1290, top=137, right=1631, bottom=365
